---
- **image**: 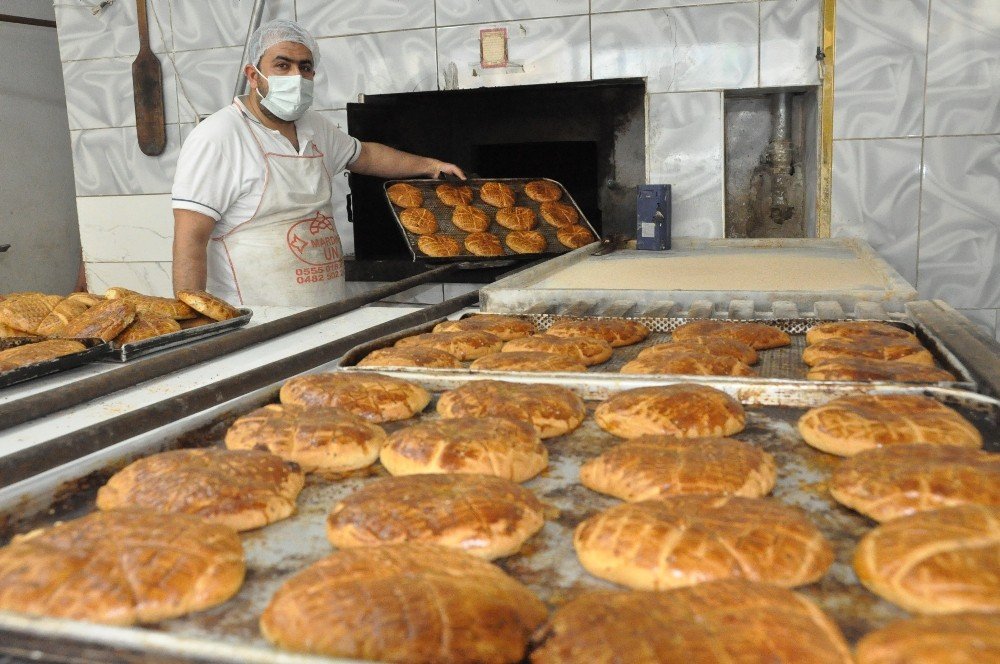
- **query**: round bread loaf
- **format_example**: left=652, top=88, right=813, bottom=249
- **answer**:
left=399, top=207, right=439, bottom=235
left=502, top=333, right=612, bottom=366
left=638, top=337, right=758, bottom=365
left=387, top=182, right=423, bottom=208
left=530, top=581, right=852, bottom=664
left=433, top=314, right=536, bottom=341
left=436, top=380, right=586, bottom=439
left=556, top=224, right=596, bottom=249
left=175, top=289, right=241, bottom=321
left=575, top=496, right=833, bottom=589
left=451, top=204, right=490, bottom=232
left=853, top=504, right=1000, bottom=614
left=119, top=293, right=198, bottom=319
left=35, top=296, right=92, bottom=337
left=464, top=231, right=504, bottom=256
left=802, top=336, right=934, bottom=366
left=0, top=339, right=87, bottom=372
left=620, top=351, right=756, bottom=376
left=855, top=613, right=1000, bottom=664
left=471, top=351, right=587, bottom=373
left=225, top=404, right=386, bottom=473
left=524, top=179, right=562, bottom=202
left=539, top=201, right=578, bottom=227
left=326, top=474, right=545, bottom=559
left=380, top=416, right=548, bottom=481
left=505, top=230, right=547, bottom=254
left=435, top=183, right=473, bottom=207
left=260, top=543, right=547, bottom=664
left=830, top=444, right=1000, bottom=522
left=807, top=320, right=917, bottom=345
left=395, top=330, right=503, bottom=360
left=103, top=286, right=139, bottom=300
left=0, top=510, right=244, bottom=625
left=672, top=319, right=791, bottom=349
left=417, top=233, right=461, bottom=257
left=807, top=357, right=956, bottom=382
left=280, top=372, right=430, bottom=422
left=61, top=297, right=136, bottom=341
left=495, top=206, right=537, bottom=231
left=358, top=345, right=461, bottom=368
left=95, top=448, right=304, bottom=531
left=545, top=318, right=649, bottom=347
left=114, top=312, right=181, bottom=345
left=179, top=314, right=216, bottom=329
left=595, top=384, right=746, bottom=439
left=580, top=436, right=777, bottom=501
left=479, top=181, right=516, bottom=208
left=797, top=394, right=982, bottom=456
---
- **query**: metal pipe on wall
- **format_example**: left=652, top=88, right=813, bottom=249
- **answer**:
left=233, top=0, right=267, bottom=99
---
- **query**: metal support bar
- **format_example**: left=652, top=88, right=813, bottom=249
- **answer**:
left=233, top=0, right=267, bottom=99
left=0, top=14, right=56, bottom=28
left=0, top=289, right=479, bottom=486
left=0, top=265, right=461, bottom=430
left=816, top=0, right=836, bottom=237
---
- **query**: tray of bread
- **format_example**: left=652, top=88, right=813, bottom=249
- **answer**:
left=0, top=369, right=997, bottom=662
left=383, top=177, right=599, bottom=262
left=0, top=337, right=111, bottom=389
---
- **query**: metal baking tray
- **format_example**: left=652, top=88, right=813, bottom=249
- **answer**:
left=0, top=338, right=112, bottom=389
left=0, top=374, right=997, bottom=662
left=383, top=177, right=599, bottom=262
left=104, top=308, right=253, bottom=362
left=338, top=312, right=977, bottom=395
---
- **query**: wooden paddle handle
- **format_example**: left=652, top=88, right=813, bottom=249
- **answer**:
left=135, top=0, right=150, bottom=50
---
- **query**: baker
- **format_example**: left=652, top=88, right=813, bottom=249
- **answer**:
left=171, top=19, right=464, bottom=307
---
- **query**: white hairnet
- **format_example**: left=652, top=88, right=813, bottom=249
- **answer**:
left=247, top=19, right=320, bottom=67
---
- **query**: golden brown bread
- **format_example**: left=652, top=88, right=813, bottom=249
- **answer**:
left=260, top=543, right=547, bottom=664
left=326, top=474, right=545, bottom=559
left=580, top=436, right=776, bottom=501
left=399, top=207, right=439, bottom=234
left=120, top=293, right=197, bottom=319
left=436, top=380, right=586, bottom=439
left=672, top=319, right=791, bottom=349
left=807, top=320, right=917, bottom=345
left=357, top=345, right=461, bottom=368
left=0, top=293, right=64, bottom=334
left=280, top=372, right=430, bottom=422
left=0, top=509, right=244, bottom=625
left=556, top=224, right=596, bottom=249
left=35, top=297, right=92, bottom=336
left=855, top=612, right=1000, bottom=664
left=103, top=286, right=139, bottom=300
left=797, top=394, right=982, bottom=456
left=620, top=350, right=757, bottom=376
left=435, top=183, right=474, bottom=206
left=179, top=314, right=217, bottom=329
left=502, top=333, right=612, bottom=366
left=175, top=289, right=241, bottom=321
left=417, top=233, right=462, bottom=257
left=802, top=335, right=934, bottom=366
left=495, top=206, right=537, bottom=230
left=638, top=337, right=758, bottom=365
left=395, top=330, right=503, bottom=360
left=114, top=312, right=182, bottom=345
left=545, top=317, right=649, bottom=347
left=530, top=581, right=852, bottom=664
left=539, top=201, right=578, bottom=227
left=433, top=314, right=536, bottom=340
left=830, top=444, right=1000, bottom=522
left=595, top=384, right=746, bottom=439
left=387, top=182, right=423, bottom=207
left=574, top=496, right=833, bottom=589
left=96, top=448, right=304, bottom=531
left=480, top=181, right=516, bottom=208
left=505, top=230, right=547, bottom=254
left=464, top=231, right=504, bottom=256
left=381, top=416, right=548, bottom=481
left=0, top=322, right=31, bottom=338
left=524, top=179, right=562, bottom=202
left=225, top=404, right=386, bottom=473
left=451, top=204, right=490, bottom=232
left=0, top=339, right=87, bottom=372
left=60, top=298, right=136, bottom=340
left=807, top=357, right=956, bottom=382
left=67, top=291, right=103, bottom=306
left=853, top=504, right=1000, bottom=614
left=471, top=351, right=587, bottom=373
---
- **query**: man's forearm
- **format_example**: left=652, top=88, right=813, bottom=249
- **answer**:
left=172, top=242, right=208, bottom=292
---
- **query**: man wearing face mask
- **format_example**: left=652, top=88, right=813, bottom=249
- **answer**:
left=171, top=19, right=465, bottom=307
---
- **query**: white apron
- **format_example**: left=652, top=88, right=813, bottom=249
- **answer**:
left=207, top=116, right=345, bottom=307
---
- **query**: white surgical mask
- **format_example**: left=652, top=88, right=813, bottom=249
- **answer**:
left=254, top=66, right=314, bottom=121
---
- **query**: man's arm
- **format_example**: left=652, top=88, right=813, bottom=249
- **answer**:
left=172, top=209, right=216, bottom=293
left=348, top=142, right=466, bottom=180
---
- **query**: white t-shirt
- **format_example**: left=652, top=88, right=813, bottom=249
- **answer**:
left=171, top=97, right=361, bottom=236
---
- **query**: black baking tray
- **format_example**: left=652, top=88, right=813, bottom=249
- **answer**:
left=104, top=308, right=253, bottom=362
left=384, top=177, right=599, bottom=263
left=0, top=338, right=112, bottom=389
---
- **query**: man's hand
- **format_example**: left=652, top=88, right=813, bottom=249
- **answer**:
left=172, top=209, right=215, bottom=293
left=425, top=159, right=466, bottom=180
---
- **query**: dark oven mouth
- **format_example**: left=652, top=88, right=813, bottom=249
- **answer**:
left=346, top=78, right=646, bottom=260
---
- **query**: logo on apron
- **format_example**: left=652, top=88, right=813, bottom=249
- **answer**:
left=286, top=211, right=340, bottom=265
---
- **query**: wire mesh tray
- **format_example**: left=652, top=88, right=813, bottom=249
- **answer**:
left=0, top=338, right=112, bottom=389
left=104, top=308, right=253, bottom=362
left=383, top=177, right=599, bottom=262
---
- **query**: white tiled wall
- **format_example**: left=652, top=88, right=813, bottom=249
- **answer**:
left=53, top=0, right=1000, bottom=333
